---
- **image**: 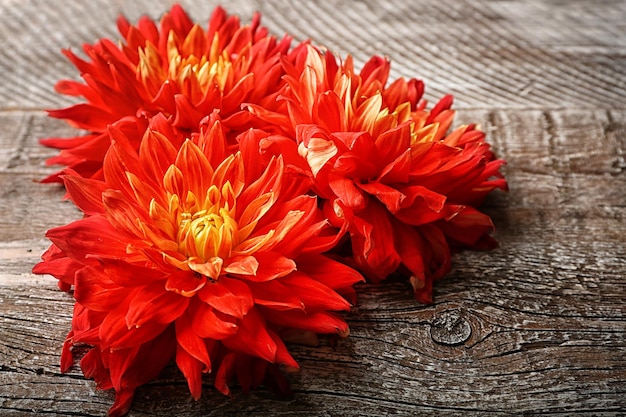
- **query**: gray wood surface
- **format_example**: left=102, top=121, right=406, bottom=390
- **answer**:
left=1, top=0, right=625, bottom=415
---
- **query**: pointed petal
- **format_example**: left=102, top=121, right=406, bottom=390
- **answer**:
left=174, top=139, right=213, bottom=199
left=295, top=254, right=364, bottom=290
left=214, top=352, right=236, bottom=395
left=62, top=175, right=107, bottom=215
left=282, top=272, right=352, bottom=311
left=247, top=280, right=304, bottom=311
left=176, top=312, right=211, bottom=373
left=176, top=344, right=204, bottom=400
left=139, top=126, right=179, bottom=181
left=222, top=309, right=277, bottom=363
left=46, top=216, right=133, bottom=262
left=262, top=309, right=349, bottom=335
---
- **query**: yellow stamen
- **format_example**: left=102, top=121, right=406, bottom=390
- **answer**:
left=136, top=30, right=233, bottom=100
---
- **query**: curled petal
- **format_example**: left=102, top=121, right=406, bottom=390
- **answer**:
left=165, top=270, right=207, bottom=297
left=223, top=255, right=259, bottom=275
left=189, top=301, right=238, bottom=339
left=197, top=276, right=253, bottom=318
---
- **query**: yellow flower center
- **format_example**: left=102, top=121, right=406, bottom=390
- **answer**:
left=177, top=205, right=238, bottom=262
left=145, top=164, right=241, bottom=280
left=136, top=26, right=233, bottom=99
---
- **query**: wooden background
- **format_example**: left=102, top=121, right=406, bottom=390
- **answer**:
left=1, top=0, right=625, bottom=415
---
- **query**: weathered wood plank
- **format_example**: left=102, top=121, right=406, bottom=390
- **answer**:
left=1, top=278, right=624, bottom=415
left=0, top=0, right=625, bottom=110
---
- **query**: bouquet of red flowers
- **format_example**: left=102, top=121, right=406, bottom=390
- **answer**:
left=33, top=5, right=506, bottom=416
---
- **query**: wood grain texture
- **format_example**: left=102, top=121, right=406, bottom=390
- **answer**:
left=0, top=0, right=625, bottom=110
left=0, top=0, right=625, bottom=416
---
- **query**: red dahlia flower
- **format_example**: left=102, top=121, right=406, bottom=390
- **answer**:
left=251, top=45, right=507, bottom=303
left=42, top=4, right=291, bottom=181
left=33, top=115, right=362, bottom=416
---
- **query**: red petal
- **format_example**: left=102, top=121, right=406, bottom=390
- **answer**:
left=392, top=223, right=426, bottom=283
left=374, top=122, right=412, bottom=167
left=102, top=189, right=146, bottom=238
left=235, top=252, right=296, bottom=282
left=138, top=125, right=179, bottom=182
left=222, top=255, right=259, bottom=276
left=268, top=330, right=298, bottom=369
left=222, top=73, right=255, bottom=111
left=108, top=329, right=176, bottom=416
left=189, top=301, right=238, bottom=339
left=174, top=139, right=213, bottom=199
left=103, top=132, right=141, bottom=201
left=176, top=344, right=204, bottom=400
left=196, top=115, right=229, bottom=167
left=62, top=175, right=107, bottom=215
left=426, top=94, right=454, bottom=124
left=47, top=103, right=114, bottom=130
left=165, top=270, right=207, bottom=297
left=197, top=276, right=253, bottom=319
left=172, top=94, right=205, bottom=129
left=295, top=254, right=364, bottom=290
left=126, top=283, right=189, bottom=327
left=60, top=331, right=74, bottom=373
left=247, top=280, right=304, bottom=311
left=262, top=308, right=349, bottom=335
left=349, top=202, right=401, bottom=281
left=74, top=266, right=127, bottom=312
left=438, top=206, right=496, bottom=249
left=237, top=155, right=284, bottom=212
left=46, top=216, right=132, bottom=263
left=80, top=348, right=112, bottom=390
left=377, top=148, right=411, bottom=184
left=357, top=181, right=405, bottom=213
left=282, top=272, right=351, bottom=311
left=313, top=91, right=346, bottom=132
left=393, top=185, right=449, bottom=226
left=32, top=243, right=82, bottom=289
left=328, top=175, right=366, bottom=210
left=214, top=352, right=236, bottom=395
left=98, top=258, right=166, bottom=287
left=222, top=309, right=277, bottom=363
left=176, top=312, right=211, bottom=372
left=108, top=390, right=135, bottom=417
left=98, top=298, right=169, bottom=350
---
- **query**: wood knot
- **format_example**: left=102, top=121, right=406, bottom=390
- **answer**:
left=430, top=310, right=472, bottom=346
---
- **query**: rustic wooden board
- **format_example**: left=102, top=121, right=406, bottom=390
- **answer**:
left=1, top=0, right=625, bottom=415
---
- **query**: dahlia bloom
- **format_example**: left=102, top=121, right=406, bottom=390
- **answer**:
left=42, top=4, right=291, bottom=181
left=251, top=45, right=507, bottom=303
left=33, top=114, right=362, bottom=416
